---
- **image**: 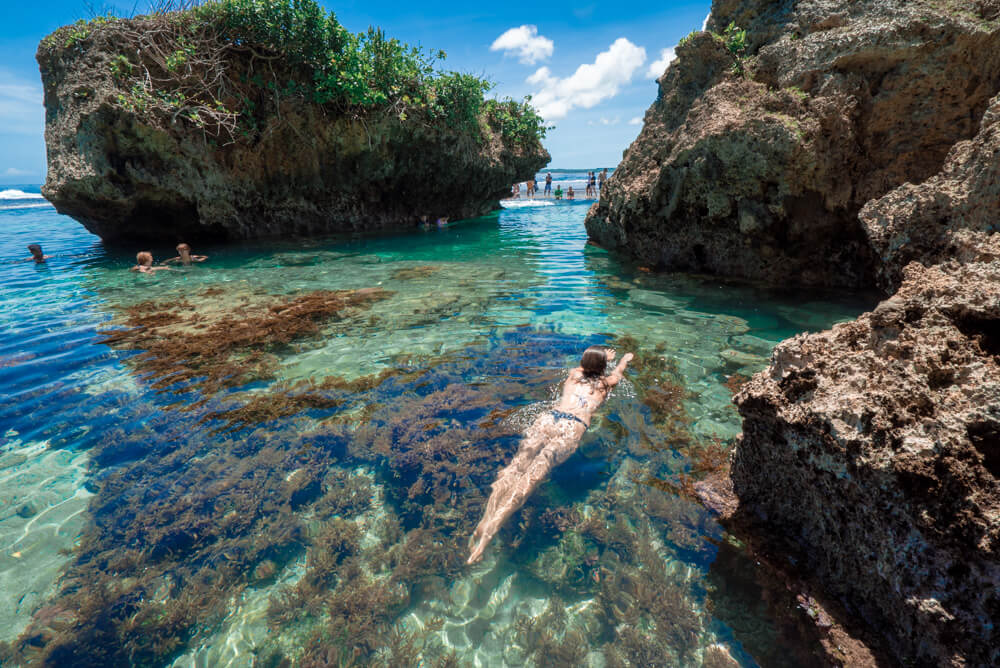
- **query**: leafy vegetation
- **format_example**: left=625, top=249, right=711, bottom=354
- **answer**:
left=41, top=0, right=548, bottom=147
left=722, top=22, right=749, bottom=76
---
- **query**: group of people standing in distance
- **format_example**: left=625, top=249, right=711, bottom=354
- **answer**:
left=510, top=168, right=609, bottom=201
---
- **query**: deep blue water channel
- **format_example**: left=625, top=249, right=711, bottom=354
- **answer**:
left=0, top=184, right=875, bottom=667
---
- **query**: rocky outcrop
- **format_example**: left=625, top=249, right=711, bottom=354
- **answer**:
left=860, top=92, right=1000, bottom=292
left=37, top=15, right=548, bottom=243
left=733, top=258, right=1000, bottom=666
left=591, top=0, right=1000, bottom=664
left=586, top=0, right=1000, bottom=289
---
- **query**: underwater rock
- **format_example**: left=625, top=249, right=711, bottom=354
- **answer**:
left=586, top=0, right=1000, bottom=289
left=37, top=12, right=548, bottom=242
left=733, top=260, right=1000, bottom=665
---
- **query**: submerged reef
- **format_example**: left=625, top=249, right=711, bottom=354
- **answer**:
left=1, top=325, right=775, bottom=666
left=593, top=0, right=1000, bottom=664
left=37, top=1, right=549, bottom=242
left=99, top=287, right=390, bottom=398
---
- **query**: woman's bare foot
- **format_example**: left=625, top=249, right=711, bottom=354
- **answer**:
left=467, top=529, right=495, bottom=564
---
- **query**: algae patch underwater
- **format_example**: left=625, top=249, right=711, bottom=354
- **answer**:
left=0, top=324, right=740, bottom=666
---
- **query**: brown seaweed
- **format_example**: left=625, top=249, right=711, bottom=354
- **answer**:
left=99, top=288, right=391, bottom=397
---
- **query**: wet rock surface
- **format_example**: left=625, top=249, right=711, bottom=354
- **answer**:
left=37, top=18, right=548, bottom=243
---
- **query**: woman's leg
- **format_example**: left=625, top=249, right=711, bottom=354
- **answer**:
left=468, top=424, right=583, bottom=563
left=470, top=414, right=553, bottom=548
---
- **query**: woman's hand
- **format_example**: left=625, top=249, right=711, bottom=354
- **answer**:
left=622, top=352, right=634, bottom=363
left=605, top=348, right=616, bottom=361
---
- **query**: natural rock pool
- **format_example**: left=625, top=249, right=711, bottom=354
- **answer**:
left=0, top=186, right=876, bottom=666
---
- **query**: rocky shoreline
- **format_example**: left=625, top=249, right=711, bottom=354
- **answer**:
left=598, top=0, right=1000, bottom=664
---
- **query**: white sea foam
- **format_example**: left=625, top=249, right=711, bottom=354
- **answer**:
left=0, top=189, right=45, bottom=200
left=0, top=202, right=53, bottom=210
left=499, top=199, right=555, bottom=209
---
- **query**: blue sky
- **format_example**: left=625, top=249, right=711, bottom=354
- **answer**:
left=0, top=0, right=709, bottom=183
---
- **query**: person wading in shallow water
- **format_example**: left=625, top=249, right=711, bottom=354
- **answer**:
left=468, top=345, right=634, bottom=564
left=163, top=242, right=208, bottom=266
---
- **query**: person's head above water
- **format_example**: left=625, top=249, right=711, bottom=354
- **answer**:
left=27, top=244, right=46, bottom=262
left=176, top=242, right=191, bottom=252
left=136, top=251, right=153, bottom=266
left=581, top=345, right=609, bottom=378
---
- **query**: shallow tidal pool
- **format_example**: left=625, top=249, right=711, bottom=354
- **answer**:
left=0, top=189, right=875, bottom=667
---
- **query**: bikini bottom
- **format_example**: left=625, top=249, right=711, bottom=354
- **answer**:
left=551, top=410, right=588, bottom=428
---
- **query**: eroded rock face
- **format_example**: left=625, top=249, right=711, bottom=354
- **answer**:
left=860, top=93, right=1000, bottom=292
left=586, top=0, right=1000, bottom=288
left=37, top=21, right=548, bottom=243
left=733, top=260, right=1000, bottom=665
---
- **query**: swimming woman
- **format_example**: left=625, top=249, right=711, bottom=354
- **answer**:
left=468, top=345, right=634, bottom=564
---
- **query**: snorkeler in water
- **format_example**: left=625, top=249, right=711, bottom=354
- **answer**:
left=131, top=251, right=171, bottom=274
left=468, top=345, right=634, bottom=564
left=163, top=243, right=208, bottom=266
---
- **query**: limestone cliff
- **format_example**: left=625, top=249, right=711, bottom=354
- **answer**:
left=586, top=0, right=1000, bottom=289
left=37, top=11, right=548, bottom=242
left=594, top=0, right=1000, bottom=664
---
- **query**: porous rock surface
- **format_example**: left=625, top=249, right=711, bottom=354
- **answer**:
left=589, top=0, right=1000, bottom=664
left=37, top=21, right=548, bottom=243
left=586, top=0, right=1000, bottom=289
left=733, top=259, right=1000, bottom=666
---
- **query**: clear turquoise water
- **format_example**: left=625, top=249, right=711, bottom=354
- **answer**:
left=0, top=187, right=875, bottom=667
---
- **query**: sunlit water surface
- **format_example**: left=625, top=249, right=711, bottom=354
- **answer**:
left=0, top=186, right=875, bottom=667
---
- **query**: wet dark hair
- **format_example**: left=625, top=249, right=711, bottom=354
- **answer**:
left=27, top=244, right=41, bottom=253
left=176, top=243, right=191, bottom=251
left=580, top=345, right=608, bottom=380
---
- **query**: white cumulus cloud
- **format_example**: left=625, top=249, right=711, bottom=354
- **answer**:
left=527, top=38, right=647, bottom=120
left=646, top=47, right=677, bottom=78
left=3, top=167, right=31, bottom=176
left=628, top=116, right=642, bottom=125
left=490, top=25, right=554, bottom=65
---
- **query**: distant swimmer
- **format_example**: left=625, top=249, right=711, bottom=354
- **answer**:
left=25, top=244, right=51, bottom=263
left=512, top=183, right=521, bottom=199
left=468, top=346, right=634, bottom=564
left=567, top=186, right=575, bottom=200
left=544, top=173, right=552, bottom=197
left=554, top=186, right=563, bottom=200
left=437, top=216, right=449, bottom=227
left=132, top=251, right=170, bottom=274
left=598, top=168, right=608, bottom=192
left=163, top=243, right=207, bottom=266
